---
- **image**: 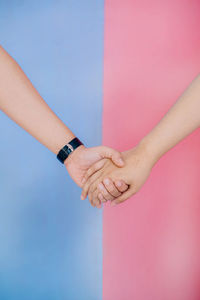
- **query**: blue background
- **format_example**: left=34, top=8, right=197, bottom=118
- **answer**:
left=0, top=1, right=104, bottom=299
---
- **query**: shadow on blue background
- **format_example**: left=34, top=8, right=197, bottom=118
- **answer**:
left=0, top=1, right=104, bottom=299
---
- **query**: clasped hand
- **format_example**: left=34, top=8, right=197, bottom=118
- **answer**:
left=81, top=144, right=154, bottom=208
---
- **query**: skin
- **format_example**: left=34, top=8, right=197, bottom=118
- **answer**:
left=0, top=45, right=125, bottom=187
left=81, top=146, right=152, bottom=208
left=82, top=73, right=200, bottom=207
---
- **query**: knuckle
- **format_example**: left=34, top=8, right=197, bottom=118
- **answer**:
left=115, top=191, right=121, bottom=197
left=87, top=179, right=93, bottom=189
left=103, top=189, right=109, bottom=196
left=90, top=183, right=96, bottom=193
left=107, top=192, right=113, bottom=198
left=111, top=189, right=117, bottom=196
left=110, top=186, right=116, bottom=193
left=87, top=169, right=92, bottom=177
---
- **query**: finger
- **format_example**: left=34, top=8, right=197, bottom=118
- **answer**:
left=89, top=189, right=101, bottom=208
left=96, top=146, right=124, bottom=167
left=110, top=188, right=135, bottom=207
left=81, top=159, right=107, bottom=185
left=98, top=193, right=107, bottom=203
left=87, top=183, right=96, bottom=207
left=103, top=178, right=122, bottom=197
left=98, top=182, right=115, bottom=201
left=81, top=170, right=102, bottom=200
left=114, top=180, right=129, bottom=193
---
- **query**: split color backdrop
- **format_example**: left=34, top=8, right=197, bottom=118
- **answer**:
left=0, top=1, right=200, bottom=300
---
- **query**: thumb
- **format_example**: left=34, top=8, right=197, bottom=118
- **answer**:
left=96, top=146, right=124, bottom=167
left=110, top=187, right=135, bottom=206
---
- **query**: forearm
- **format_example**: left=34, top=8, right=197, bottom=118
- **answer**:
left=0, top=46, right=75, bottom=154
left=140, top=74, right=200, bottom=165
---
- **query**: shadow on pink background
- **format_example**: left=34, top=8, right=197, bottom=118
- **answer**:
left=103, top=1, right=200, bottom=299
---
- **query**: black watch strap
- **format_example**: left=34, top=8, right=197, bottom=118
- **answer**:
left=57, top=137, right=83, bottom=164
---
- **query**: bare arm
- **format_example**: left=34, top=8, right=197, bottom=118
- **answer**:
left=0, top=45, right=75, bottom=154
left=82, top=74, right=200, bottom=207
left=141, top=74, right=200, bottom=164
left=0, top=46, right=124, bottom=188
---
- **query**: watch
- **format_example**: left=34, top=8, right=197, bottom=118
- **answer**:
left=57, top=137, right=83, bottom=164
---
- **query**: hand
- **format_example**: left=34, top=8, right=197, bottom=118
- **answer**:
left=81, top=143, right=155, bottom=207
left=64, top=145, right=124, bottom=187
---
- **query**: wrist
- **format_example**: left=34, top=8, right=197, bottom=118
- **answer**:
left=126, top=136, right=161, bottom=170
left=57, top=137, right=84, bottom=165
left=137, top=136, right=162, bottom=167
left=64, top=145, right=85, bottom=167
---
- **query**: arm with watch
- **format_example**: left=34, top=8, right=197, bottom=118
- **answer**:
left=81, top=73, right=200, bottom=207
left=0, top=46, right=128, bottom=191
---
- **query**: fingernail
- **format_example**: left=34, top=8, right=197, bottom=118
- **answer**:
left=98, top=183, right=104, bottom=190
left=104, top=178, right=110, bottom=185
left=111, top=201, right=117, bottom=207
left=116, top=181, right=122, bottom=187
left=99, top=194, right=103, bottom=200
left=82, top=178, right=86, bottom=184
left=81, top=195, right=84, bottom=200
left=119, top=159, right=124, bottom=165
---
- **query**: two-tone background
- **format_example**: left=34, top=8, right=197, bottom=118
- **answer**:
left=0, top=1, right=200, bottom=299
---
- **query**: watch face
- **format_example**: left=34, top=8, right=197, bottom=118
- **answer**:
left=67, top=144, right=74, bottom=154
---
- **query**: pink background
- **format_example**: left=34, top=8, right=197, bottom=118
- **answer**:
left=103, top=1, right=200, bottom=299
